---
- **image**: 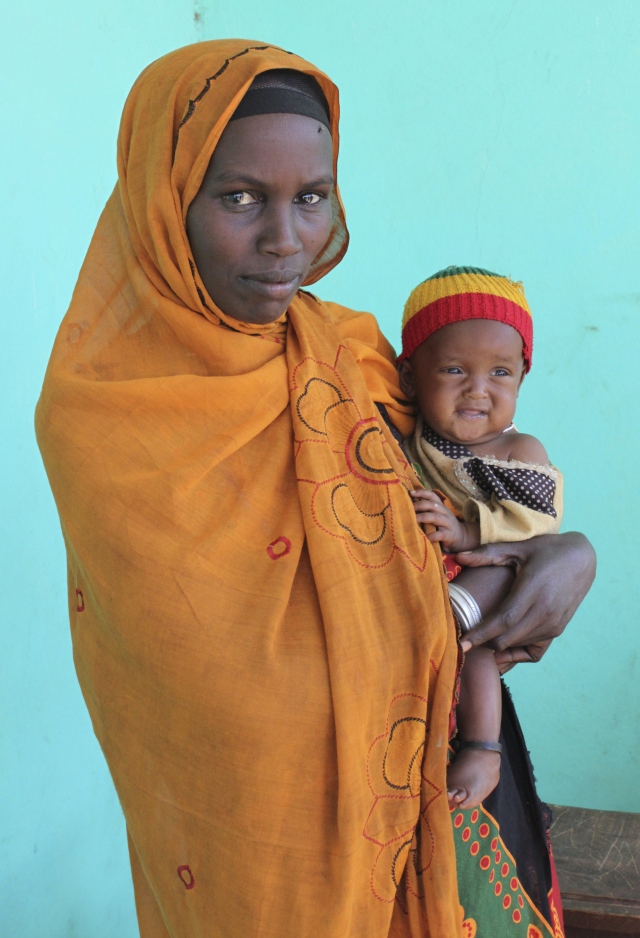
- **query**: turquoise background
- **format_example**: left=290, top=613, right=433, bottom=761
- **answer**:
left=2, top=1, right=638, bottom=934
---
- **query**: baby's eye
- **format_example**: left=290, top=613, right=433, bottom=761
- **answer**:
left=298, top=192, right=323, bottom=205
left=223, top=191, right=259, bottom=205
left=442, top=367, right=463, bottom=375
left=491, top=368, right=510, bottom=377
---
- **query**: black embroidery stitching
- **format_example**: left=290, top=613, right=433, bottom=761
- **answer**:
left=295, top=378, right=349, bottom=435
left=391, top=839, right=414, bottom=889
left=381, top=716, right=426, bottom=791
left=355, top=426, right=394, bottom=474
left=330, top=483, right=388, bottom=544
left=173, top=44, right=294, bottom=159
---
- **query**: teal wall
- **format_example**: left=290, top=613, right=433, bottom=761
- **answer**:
left=2, top=1, right=638, bottom=934
left=1, top=3, right=203, bottom=936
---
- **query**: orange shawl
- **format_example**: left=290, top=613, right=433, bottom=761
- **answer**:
left=36, top=40, right=461, bottom=938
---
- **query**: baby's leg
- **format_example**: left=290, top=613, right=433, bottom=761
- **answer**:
left=448, top=646, right=502, bottom=810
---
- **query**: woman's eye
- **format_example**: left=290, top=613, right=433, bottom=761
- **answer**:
left=298, top=192, right=323, bottom=205
left=223, top=191, right=259, bottom=206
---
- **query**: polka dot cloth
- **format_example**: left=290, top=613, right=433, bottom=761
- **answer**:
left=423, top=424, right=473, bottom=460
left=464, top=460, right=557, bottom=517
left=422, top=424, right=557, bottom=517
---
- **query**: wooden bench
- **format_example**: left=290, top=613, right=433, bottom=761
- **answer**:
left=549, top=804, right=640, bottom=936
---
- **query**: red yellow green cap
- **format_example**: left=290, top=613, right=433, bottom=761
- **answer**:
left=399, top=266, right=533, bottom=371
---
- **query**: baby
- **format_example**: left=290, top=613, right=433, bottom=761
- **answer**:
left=397, top=266, right=563, bottom=810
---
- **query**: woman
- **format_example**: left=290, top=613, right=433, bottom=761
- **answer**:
left=36, top=41, right=594, bottom=937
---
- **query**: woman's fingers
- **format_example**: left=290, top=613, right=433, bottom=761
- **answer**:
left=494, top=641, right=552, bottom=670
left=460, top=569, right=571, bottom=651
left=457, top=532, right=596, bottom=655
left=455, top=541, right=523, bottom=569
left=459, top=588, right=537, bottom=652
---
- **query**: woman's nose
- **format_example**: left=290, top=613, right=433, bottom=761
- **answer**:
left=257, top=203, right=303, bottom=257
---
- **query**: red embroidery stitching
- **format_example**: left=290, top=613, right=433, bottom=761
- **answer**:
left=267, top=536, right=292, bottom=560
left=75, top=589, right=85, bottom=612
left=177, top=865, right=195, bottom=890
left=291, top=351, right=428, bottom=573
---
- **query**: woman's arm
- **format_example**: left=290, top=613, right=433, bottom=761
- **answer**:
left=452, top=532, right=596, bottom=669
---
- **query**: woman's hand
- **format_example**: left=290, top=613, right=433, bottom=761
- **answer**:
left=455, top=532, right=596, bottom=668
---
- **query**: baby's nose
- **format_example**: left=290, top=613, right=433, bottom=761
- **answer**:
left=465, top=379, right=489, bottom=398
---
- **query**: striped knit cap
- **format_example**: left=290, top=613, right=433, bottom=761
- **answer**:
left=400, top=266, right=533, bottom=371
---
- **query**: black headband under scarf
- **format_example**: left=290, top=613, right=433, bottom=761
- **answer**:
left=230, top=69, right=331, bottom=129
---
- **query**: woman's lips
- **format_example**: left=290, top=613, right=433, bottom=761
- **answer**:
left=240, top=271, right=302, bottom=300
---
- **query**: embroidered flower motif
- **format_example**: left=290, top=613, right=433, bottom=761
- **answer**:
left=363, top=693, right=442, bottom=903
left=292, top=349, right=427, bottom=571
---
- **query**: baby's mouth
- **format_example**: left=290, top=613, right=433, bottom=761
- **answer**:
left=455, top=409, right=488, bottom=421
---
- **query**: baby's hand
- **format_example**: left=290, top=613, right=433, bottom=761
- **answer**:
left=410, top=490, right=479, bottom=552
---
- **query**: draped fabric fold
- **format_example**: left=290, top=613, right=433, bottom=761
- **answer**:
left=36, top=39, right=461, bottom=937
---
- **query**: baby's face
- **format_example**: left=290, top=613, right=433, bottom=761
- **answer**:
left=399, top=320, right=526, bottom=446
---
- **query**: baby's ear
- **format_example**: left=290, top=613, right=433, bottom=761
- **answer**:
left=397, top=359, right=417, bottom=399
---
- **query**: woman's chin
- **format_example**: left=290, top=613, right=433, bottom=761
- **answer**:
left=220, top=296, right=292, bottom=327
left=246, top=302, right=290, bottom=325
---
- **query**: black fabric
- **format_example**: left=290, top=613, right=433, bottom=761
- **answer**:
left=463, top=460, right=557, bottom=517
left=375, top=402, right=406, bottom=447
left=230, top=69, right=331, bottom=128
left=484, top=682, right=554, bottom=921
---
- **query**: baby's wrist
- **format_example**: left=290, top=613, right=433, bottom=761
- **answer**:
left=450, top=522, right=480, bottom=553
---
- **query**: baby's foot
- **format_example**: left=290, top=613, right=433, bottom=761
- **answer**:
left=447, top=748, right=501, bottom=810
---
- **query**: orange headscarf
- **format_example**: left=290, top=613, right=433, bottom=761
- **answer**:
left=36, top=40, right=461, bottom=937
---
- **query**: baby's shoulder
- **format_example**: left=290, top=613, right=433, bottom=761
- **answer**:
left=504, top=432, right=550, bottom=466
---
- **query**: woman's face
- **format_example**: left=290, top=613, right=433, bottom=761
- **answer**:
left=186, top=112, right=334, bottom=325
